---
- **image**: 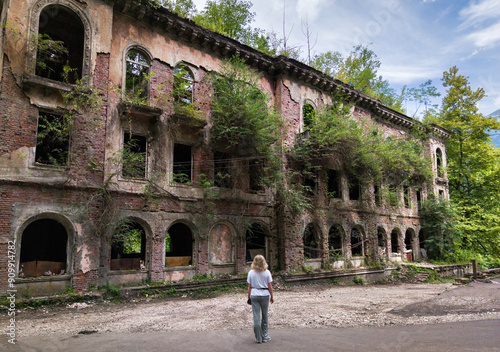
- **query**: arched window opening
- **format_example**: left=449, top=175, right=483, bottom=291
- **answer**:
left=165, top=223, right=193, bottom=267
left=111, top=221, right=146, bottom=271
left=419, top=229, right=427, bottom=258
left=377, top=227, right=387, bottom=260
left=303, top=102, right=316, bottom=130
left=391, top=229, right=400, bottom=254
left=436, top=148, right=443, bottom=177
left=125, top=49, right=150, bottom=102
left=405, top=229, right=414, bottom=262
left=303, top=224, right=320, bottom=259
left=174, top=64, right=194, bottom=105
left=20, top=219, right=68, bottom=278
left=246, top=224, right=267, bottom=262
left=328, top=225, right=343, bottom=261
left=36, top=5, right=84, bottom=83
left=350, top=228, right=363, bottom=257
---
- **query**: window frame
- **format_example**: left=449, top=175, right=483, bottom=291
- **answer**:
left=27, top=1, right=92, bottom=82
left=123, top=46, right=152, bottom=103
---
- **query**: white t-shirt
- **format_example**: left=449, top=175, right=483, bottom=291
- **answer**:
left=247, top=269, right=273, bottom=297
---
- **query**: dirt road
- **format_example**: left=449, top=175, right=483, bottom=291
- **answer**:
left=3, top=279, right=499, bottom=339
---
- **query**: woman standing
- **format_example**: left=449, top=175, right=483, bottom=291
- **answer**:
left=247, top=255, right=274, bottom=344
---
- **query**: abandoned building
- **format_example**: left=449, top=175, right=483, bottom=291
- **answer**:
left=0, top=0, right=450, bottom=295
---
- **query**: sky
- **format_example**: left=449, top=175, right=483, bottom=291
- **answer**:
left=191, top=0, right=500, bottom=118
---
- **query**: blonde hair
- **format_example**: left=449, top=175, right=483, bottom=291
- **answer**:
left=251, top=254, right=268, bottom=271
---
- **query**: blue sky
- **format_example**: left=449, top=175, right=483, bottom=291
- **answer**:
left=192, top=0, right=500, bottom=117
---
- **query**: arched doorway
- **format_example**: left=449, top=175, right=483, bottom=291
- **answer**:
left=165, top=223, right=193, bottom=267
left=350, top=228, right=364, bottom=257
left=391, top=229, right=401, bottom=259
left=328, top=225, right=344, bottom=261
left=377, top=227, right=388, bottom=261
left=303, top=224, right=320, bottom=259
left=246, top=224, right=267, bottom=262
left=111, top=221, right=146, bottom=270
left=405, top=228, right=415, bottom=262
left=20, top=218, right=68, bottom=277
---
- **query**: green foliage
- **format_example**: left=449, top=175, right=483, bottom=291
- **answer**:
left=352, top=276, right=366, bottom=285
left=121, top=137, right=147, bottom=179
left=311, top=44, right=406, bottom=113
left=193, top=0, right=255, bottom=41
left=438, top=66, right=500, bottom=262
left=210, top=56, right=282, bottom=156
left=101, top=282, right=121, bottom=299
left=294, top=94, right=433, bottom=187
left=35, top=33, right=70, bottom=81
left=420, top=197, right=458, bottom=260
left=35, top=113, right=69, bottom=166
left=112, top=224, right=143, bottom=255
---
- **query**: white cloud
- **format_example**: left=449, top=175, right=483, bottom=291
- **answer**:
left=295, top=0, right=329, bottom=21
left=378, top=65, right=442, bottom=84
left=467, top=21, right=500, bottom=47
left=459, top=0, right=500, bottom=28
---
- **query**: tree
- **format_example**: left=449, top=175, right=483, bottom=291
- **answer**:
left=311, top=45, right=405, bottom=112
left=194, top=0, right=255, bottom=41
left=407, top=80, right=440, bottom=118
left=439, top=66, right=500, bottom=263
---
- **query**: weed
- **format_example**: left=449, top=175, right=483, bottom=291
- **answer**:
left=353, top=276, right=366, bottom=285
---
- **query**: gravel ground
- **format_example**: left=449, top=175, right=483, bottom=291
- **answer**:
left=3, top=279, right=499, bottom=338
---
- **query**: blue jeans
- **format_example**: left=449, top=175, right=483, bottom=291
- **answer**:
left=250, top=295, right=270, bottom=343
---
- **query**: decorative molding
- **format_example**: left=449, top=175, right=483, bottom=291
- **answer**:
left=27, top=0, right=92, bottom=80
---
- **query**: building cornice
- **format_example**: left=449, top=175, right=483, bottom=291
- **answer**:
left=108, top=0, right=450, bottom=139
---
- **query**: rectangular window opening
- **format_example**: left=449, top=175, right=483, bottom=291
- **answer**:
left=348, top=177, right=361, bottom=201
left=35, top=112, right=69, bottom=166
left=249, top=158, right=264, bottom=192
left=304, top=171, right=317, bottom=196
left=374, top=185, right=381, bottom=207
left=327, top=169, right=341, bottom=199
left=214, top=151, right=231, bottom=188
left=173, top=143, right=192, bottom=183
left=403, top=185, right=411, bottom=208
left=122, top=133, right=147, bottom=178
left=416, top=189, right=422, bottom=210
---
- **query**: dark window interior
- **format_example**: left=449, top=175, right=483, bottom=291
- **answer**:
left=304, top=225, right=320, bottom=259
left=214, top=151, right=231, bottom=188
left=405, top=230, right=413, bottom=250
left=173, top=143, right=192, bottom=183
left=20, top=219, right=67, bottom=277
left=348, top=177, right=361, bottom=201
left=403, top=185, right=411, bottom=208
left=246, top=224, right=267, bottom=261
left=304, top=172, right=317, bottom=196
left=328, top=225, right=343, bottom=260
left=166, top=223, right=193, bottom=261
left=327, top=169, right=341, bottom=198
left=36, top=5, right=84, bottom=83
left=377, top=228, right=386, bottom=247
left=35, top=112, right=69, bottom=166
left=249, top=158, right=264, bottom=192
left=374, top=185, right=381, bottom=206
left=391, top=230, right=399, bottom=253
left=436, top=148, right=443, bottom=177
left=351, top=228, right=363, bottom=256
left=122, top=133, right=147, bottom=178
left=416, top=190, right=422, bottom=210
